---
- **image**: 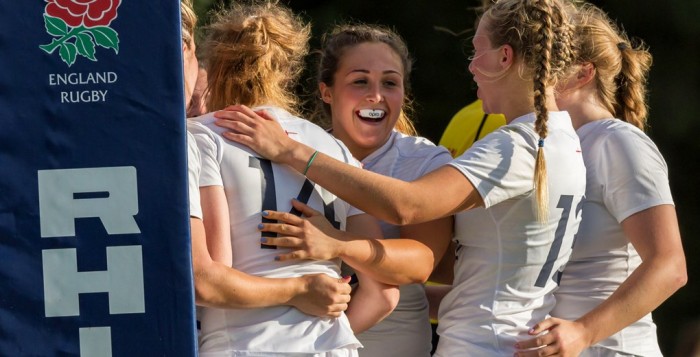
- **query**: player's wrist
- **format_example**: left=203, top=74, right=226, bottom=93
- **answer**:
left=575, top=316, right=598, bottom=347
left=284, top=276, right=309, bottom=307
left=334, top=238, right=350, bottom=260
left=287, top=144, right=317, bottom=175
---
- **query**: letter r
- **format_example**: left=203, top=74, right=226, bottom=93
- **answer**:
left=38, top=167, right=140, bottom=237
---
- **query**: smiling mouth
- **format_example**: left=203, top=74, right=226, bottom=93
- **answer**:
left=356, top=109, right=386, bottom=122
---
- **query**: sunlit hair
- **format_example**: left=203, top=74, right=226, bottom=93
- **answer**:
left=572, top=3, right=651, bottom=130
left=312, top=23, right=417, bottom=136
left=181, top=0, right=197, bottom=108
left=482, top=0, right=576, bottom=222
left=202, top=0, right=310, bottom=114
left=180, top=0, right=197, bottom=49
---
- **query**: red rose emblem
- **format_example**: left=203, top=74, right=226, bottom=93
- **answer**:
left=45, top=0, right=121, bottom=28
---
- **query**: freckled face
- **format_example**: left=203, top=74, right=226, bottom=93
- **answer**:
left=321, top=42, right=404, bottom=160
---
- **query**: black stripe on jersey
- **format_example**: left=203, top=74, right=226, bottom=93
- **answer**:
left=290, top=179, right=315, bottom=216
left=249, top=157, right=278, bottom=249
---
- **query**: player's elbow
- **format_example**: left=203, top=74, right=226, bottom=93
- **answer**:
left=387, top=203, right=423, bottom=226
left=414, top=263, right=434, bottom=284
left=401, top=253, right=435, bottom=285
left=652, top=252, right=688, bottom=297
left=379, top=285, right=400, bottom=315
left=192, top=262, right=224, bottom=307
left=669, top=258, right=688, bottom=291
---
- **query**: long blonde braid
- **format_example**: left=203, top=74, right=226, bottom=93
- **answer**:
left=483, top=0, right=576, bottom=222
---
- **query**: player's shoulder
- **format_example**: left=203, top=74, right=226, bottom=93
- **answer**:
left=186, top=113, right=217, bottom=135
left=579, top=118, right=643, bottom=138
left=260, top=107, right=356, bottom=165
left=579, top=119, right=655, bottom=152
left=391, top=131, right=452, bottom=164
left=476, top=121, right=537, bottom=156
left=394, top=131, right=445, bottom=152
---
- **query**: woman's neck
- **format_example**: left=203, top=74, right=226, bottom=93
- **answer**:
left=565, top=95, right=615, bottom=130
left=502, top=87, right=560, bottom=123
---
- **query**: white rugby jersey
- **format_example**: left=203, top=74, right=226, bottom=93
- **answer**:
left=355, top=130, right=453, bottom=357
left=552, top=119, right=673, bottom=356
left=434, top=111, right=586, bottom=356
left=187, top=106, right=363, bottom=355
left=187, top=131, right=202, bottom=219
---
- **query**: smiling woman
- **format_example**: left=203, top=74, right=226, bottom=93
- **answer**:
left=319, top=40, right=408, bottom=160
left=281, top=23, right=455, bottom=357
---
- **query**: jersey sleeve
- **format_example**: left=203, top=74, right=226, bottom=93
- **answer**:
left=448, top=125, right=535, bottom=208
left=419, top=146, right=453, bottom=176
left=598, top=129, right=674, bottom=222
left=187, top=122, right=224, bottom=188
left=186, top=132, right=203, bottom=219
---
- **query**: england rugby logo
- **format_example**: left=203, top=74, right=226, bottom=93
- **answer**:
left=39, top=0, right=121, bottom=66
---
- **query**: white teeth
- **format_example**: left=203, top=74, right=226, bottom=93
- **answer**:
left=357, top=109, right=385, bottom=119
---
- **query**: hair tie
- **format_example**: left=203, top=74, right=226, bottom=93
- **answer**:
left=538, top=138, right=545, bottom=148
left=303, top=150, right=319, bottom=176
left=617, top=42, right=628, bottom=51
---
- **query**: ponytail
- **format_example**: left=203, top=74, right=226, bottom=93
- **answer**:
left=614, top=42, right=652, bottom=130
left=572, top=3, right=652, bottom=131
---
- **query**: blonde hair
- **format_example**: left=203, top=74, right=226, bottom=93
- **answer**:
left=180, top=0, right=197, bottom=49
left=181, top=0, right=198, bottom=107
left=202, top=0, right=310, bottom=113
left=482, top=0, right=576, bottom=222
left=312, top=23, right=418, bottom=136
left=573, top=3, right=652, bottom=130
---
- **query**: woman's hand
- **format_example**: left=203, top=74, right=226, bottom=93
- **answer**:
left=214, top=104, right=297, bottom=164
left=259, top=199, right=347, bottom=261
left=290, top=274, right=352, bottom=318
left=514, top=317, right=590, bottom=357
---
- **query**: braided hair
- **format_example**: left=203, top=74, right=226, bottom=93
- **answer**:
left=483, top=0, right=576, bottom=222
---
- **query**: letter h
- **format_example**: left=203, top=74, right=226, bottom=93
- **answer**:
left=42, top=246, right=145, bottom=317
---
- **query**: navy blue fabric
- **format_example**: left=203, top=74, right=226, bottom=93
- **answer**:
left=0, top=1, right=197, bottom=355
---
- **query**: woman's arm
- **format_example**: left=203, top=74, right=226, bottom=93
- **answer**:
left=191, top=184, right=353, bottom=316
left=259, top=199, right=450, bottom=285
left=515, top=204, right=687, bottom=356
left=214, top=106, right=483, bottom=225
left=200, top=186, right=232, bottom=265
left=191, top=216, right=352, bottom=315
left=346, top=270, right=400, bottom=334
left=342, top=211, right=399, bottom=333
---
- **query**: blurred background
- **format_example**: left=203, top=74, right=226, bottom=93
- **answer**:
left=192, top=1, right=700, bottom=355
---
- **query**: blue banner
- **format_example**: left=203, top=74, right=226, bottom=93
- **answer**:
left=0, top=0, right=197, bottom=355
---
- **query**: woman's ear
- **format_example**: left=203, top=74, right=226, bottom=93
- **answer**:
left=576, top=62, right=596, bottom=87
left=499, top=44, right=514, bottom=69
left=556, top=62, right=596, bottom=95
left=319, top=83, right=332, bottom=104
